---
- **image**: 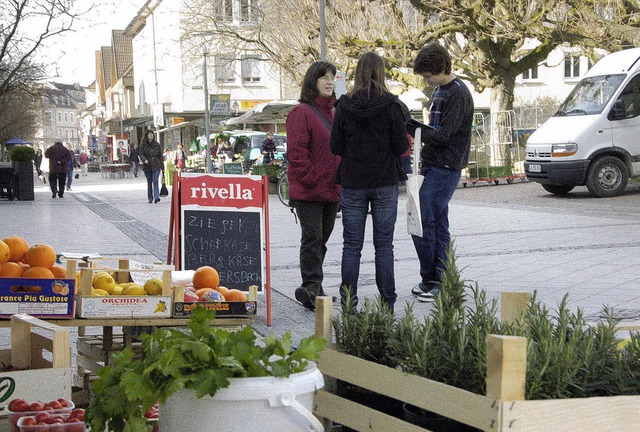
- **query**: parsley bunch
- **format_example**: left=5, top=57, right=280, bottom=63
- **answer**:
left=87, top=307, right=326, bottom=432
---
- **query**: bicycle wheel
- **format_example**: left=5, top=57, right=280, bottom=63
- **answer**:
left=277, top=170, right=290, bottom=207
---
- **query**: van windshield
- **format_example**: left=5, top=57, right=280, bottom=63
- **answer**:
left=555, top=74, right=625, bottom=116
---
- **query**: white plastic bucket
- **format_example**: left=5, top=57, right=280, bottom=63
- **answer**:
left=160, top=362, right=324, bottom=431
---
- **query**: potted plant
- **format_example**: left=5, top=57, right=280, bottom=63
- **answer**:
left=86, top=307, right=327, bottom=432
left=9, top=145, right=35, bottom=201
left=328, top=244, right=640, bottom=431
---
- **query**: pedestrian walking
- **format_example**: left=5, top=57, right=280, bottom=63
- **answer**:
left=79, top=151, right=89, bottom=176
left=330, top=51, right=410, bottom=313
left=129, top=144, right=140, bottom=177
left=44, top=138, right=71, bottom=198
left=285, top=61, right=341, bottom=311
left=65, top=147, right=78, bottom=191
left=34, top=148, right=43, bottom=180
left=140, top=130, right=163, bottom=203
left=409, top=42, right=474, bottom=302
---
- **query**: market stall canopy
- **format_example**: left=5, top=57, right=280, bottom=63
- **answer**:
left=223, top=100, right=299, bottom=126
left=5, top=137, right=33, bottom=146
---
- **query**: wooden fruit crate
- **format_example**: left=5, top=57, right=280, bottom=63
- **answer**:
left=0, top=314, right=72, bottom=415
left=312, top=295, right=640, bottom=431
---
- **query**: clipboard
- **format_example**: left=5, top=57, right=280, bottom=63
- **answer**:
left=406, top=118, right=434, bottom=138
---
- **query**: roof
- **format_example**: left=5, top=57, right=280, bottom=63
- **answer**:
left=111, top=30, right=134, bottom=80
left=222, top=100, right=299, bottom=126
left=101, top=46, right=113, bottom=88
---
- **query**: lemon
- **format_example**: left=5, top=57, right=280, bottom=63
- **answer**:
left=93, top=289, right=109, bottom=296
left=93, top=272, right=116, bottom=294
left=143, top=278, right=164, bottom=295
left=122, top=284, right=146, bottom=296
left=112, top=285, right=124, bottom=295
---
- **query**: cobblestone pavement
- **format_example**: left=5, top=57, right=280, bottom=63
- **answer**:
left=1, top=172, right=639, bottom=351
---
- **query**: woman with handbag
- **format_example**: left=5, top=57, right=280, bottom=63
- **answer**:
left=285, top=61, right=341, bottom=311
left=140, top=130, right=163, bottom=203
left=330, top=52, right=410, bottom=313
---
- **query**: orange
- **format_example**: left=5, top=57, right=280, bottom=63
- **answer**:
left=50, top=265, right=68, bottom=278
left=23, top=266, right=55, bottom=279
left=192, top=266, right=220, bottom=290
left=0, top=262, right=25, bottom=277
left=194, top=287, right=214, bottom=299
left=0, top=240, right=10, bottom=264
left=25, top=244, right=57, bottom=268
left=2, top=236, right=29, bottom=263
left=215, top=286, right=231, bottom=298
left=225, top=289, right=248, bottom=302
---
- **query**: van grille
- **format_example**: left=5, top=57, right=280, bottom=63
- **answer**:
left=527, top=151, right=552, bottom=158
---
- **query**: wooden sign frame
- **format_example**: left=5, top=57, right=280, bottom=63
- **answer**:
left=168, top=172, right=272, bottom=325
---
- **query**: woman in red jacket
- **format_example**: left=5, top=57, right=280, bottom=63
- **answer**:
left=285, top=61, right=341, bottom=311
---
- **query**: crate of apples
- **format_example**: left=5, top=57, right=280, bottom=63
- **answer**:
left=5, top=398, right=75, bottom=432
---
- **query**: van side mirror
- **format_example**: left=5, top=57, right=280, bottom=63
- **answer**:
left=608, top=99, right=626, bottom=120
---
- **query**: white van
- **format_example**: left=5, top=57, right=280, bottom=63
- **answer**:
left=524, top=48, right=640, bottom=197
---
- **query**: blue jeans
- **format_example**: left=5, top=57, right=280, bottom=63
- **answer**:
left=144, top=170, right=160, bottom=202
left=339, top=185, right=399, bottom=311
left=412, top=166, right=461, bottom=285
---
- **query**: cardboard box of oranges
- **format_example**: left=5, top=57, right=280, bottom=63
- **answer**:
left=0, top=238, right=75, bottom=319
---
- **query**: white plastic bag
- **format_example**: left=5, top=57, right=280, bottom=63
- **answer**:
left=406, top=127, right=424, bottom=237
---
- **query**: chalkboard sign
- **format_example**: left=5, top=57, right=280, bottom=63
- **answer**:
left=182, top=209, right=262, bottom=290
left=223, top=162, right=243, bottom=174
left=179, top=173, right=266, bottom=292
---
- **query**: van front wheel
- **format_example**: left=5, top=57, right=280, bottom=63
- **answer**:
left=542, top=184, right=574, bottom=195
left=586, top=156, right=628, bottom=197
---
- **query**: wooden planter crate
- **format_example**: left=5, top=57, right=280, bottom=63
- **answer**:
left=0, top=314, right=72, bottom=415
left=312, top=295, right=640, bottom=431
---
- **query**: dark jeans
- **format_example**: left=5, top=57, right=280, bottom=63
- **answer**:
left=144, top=170, right=161, bottom=202
left=49, top=172, right=66, bottom=197
left=132, top=162, right=140, bottom=177
left=339, top=185, right=399, bottom=310
left=66, top=169, right=73, bottom=189
left=291, top=200, right=339, bottom=297
left=412, top=166, right=461, bottom=285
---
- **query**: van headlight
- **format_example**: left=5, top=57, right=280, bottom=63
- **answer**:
left=552, top=143, right=578, bottom=157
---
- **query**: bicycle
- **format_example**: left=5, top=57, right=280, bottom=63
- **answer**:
left=276, top=154, right=291, bottom=207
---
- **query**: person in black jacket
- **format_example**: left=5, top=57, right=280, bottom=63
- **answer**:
left=409, top=42, right=474, bottom=303
left=260, top=132, right=277, bottom=165
left=330, top=52, right=410, bottom=313
left=44, top=138, right=71, bottom=198
left=140, top=130, right=164, bottom=203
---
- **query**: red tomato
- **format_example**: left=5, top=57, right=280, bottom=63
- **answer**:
left=68, top=408, right=85, bottom=421
left=20, top=416, right=37, bottom=425
left=34, top=412, right=50, bottom=423
left=9, top=399, right=30, bottom=412
left=28, top=401, right=45, bottom=411
left=48, top=400, right=62, bottom=410
left=49, top=414, right=65, bottom=424
left=57, top=397, right=69, bottom=408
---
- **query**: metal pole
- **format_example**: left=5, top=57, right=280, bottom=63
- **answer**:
left=203, top=51, right=212, bottom=173
left=319, top=0, right=326, bottom=61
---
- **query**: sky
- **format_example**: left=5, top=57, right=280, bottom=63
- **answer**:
left=40, top=0, right=146, bottom=86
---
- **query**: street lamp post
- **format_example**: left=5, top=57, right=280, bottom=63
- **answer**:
left=319, top=0, right=326, bottom=61
left=203, top=50, right=212, bottom=173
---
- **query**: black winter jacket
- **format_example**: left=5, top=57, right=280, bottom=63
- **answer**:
left=330, top=90, right=410, bottom=188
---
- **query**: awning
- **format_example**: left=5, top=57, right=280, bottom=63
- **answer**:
left=5, top=137, right=32, bottom=146
left=222, top=100, right=298, bottom=126
left=122, top=116, right=153, bottom=127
